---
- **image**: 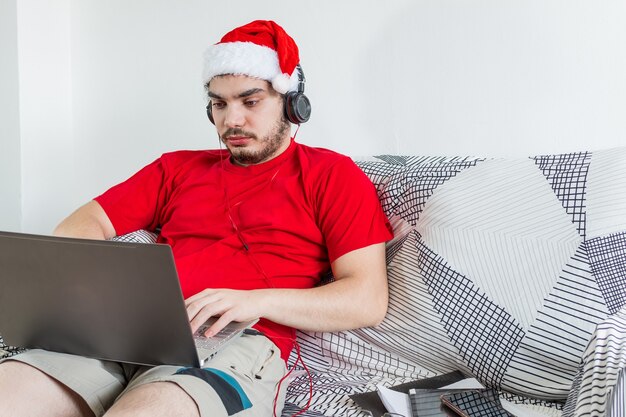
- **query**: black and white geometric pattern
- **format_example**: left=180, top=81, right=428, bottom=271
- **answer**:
left=415, top=235, right=525, bottom=388
left=502, top=241, right=609, bottom=400
left=533, top=152, right=591, bottom=239
left=110, top=229, right=158, bottom=244
left=0, top=335, right=24, bottom=359
left=283, top=148, right=626, bottom=416
left=607, top=368, right=625, bottom=417
left=586, top=232, right=626, bottom=315
left=563, top=307, right=626, bottom=417
left=358, top=155, right=484, bottom=223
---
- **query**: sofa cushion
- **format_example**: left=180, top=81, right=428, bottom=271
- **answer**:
left=284, top=148, right=626, bottom=416
left=0, top=335, right=23, bottom=359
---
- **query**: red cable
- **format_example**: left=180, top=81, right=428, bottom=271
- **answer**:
left=272, top=338, right=313, bottom=417
left=218, top=129, right=313, bottom=416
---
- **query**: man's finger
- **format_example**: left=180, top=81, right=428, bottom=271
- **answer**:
left=185, top=288, right=217, bottom=307
left=204, top=313, right=234, bottom=338
left=186, top=292, right=221, bottom=321
left=189, top=302, right=225, bottom=334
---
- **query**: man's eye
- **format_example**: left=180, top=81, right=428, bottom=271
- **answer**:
left=212, top=102, right=226, bottom=109
left=244, top=100, right=258, bottom=107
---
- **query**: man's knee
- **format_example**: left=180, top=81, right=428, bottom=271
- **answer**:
left=0, top=360, right=48, bottom=390
left=104, top=382, right=199, bottom=417
left=0, top=360, right=94, bottom=417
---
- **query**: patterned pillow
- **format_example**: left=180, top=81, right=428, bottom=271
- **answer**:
left=284, top=148, right=626, bottom=416
left=0, top=335, right=23, bottom=359
left=379, top=148, right=626, bottom=398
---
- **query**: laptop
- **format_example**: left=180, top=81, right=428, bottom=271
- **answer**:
left=0, top=230, right=257, bottom=367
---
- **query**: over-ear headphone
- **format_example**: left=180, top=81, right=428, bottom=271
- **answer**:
left=206, top=64, right=311, bottom=125
left=284, top=65, right=311, bottom=124
left=206, top=101, right=214, bottom=124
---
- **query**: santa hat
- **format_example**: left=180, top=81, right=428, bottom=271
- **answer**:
left=202, top=20, right=300, bottom=94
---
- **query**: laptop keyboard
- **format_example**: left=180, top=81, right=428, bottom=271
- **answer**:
left=194, top=323, right=239, bottom=349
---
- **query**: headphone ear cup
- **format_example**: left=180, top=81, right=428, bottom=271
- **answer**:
left=206, top=102, right=215, bottom=125
left=284, top=92, right=311, bottom=124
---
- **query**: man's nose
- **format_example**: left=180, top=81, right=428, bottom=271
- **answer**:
left=224, top=104, right=245, bottom=128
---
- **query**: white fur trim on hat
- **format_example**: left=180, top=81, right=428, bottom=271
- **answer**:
left=203, top=41, right=299, bottom=94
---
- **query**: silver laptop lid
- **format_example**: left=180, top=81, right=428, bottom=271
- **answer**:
left=0, top=231, right=201, bottom=367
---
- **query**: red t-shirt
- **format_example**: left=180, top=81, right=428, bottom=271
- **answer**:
left=95, top=140, right=393, bottom=360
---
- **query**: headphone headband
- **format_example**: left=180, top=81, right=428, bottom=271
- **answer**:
left=296, top=64, right=305, bottom=94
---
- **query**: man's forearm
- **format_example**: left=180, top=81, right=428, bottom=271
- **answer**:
left=255, top=276, right=388, bottom=332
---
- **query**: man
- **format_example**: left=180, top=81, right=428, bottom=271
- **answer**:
left=0, top=20, right=392, bottom=417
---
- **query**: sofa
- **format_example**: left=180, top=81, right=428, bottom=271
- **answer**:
left=2, top=147, right=625, bottom=417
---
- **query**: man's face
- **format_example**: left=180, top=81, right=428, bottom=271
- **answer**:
left=208, top=75, right=291, bottom=166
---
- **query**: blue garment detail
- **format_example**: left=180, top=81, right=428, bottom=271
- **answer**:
left=204, top=367, right=252, bottom=410
left=174, top=367, right=252, bottom=415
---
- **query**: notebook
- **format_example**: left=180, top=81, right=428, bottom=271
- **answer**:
left=0, top=230, right=257, bottom=367
left=350, top=371, right=466, bottom=416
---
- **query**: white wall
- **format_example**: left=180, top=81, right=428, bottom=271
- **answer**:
left=10, top=0, right=626, bottom=233
left=17, top=0, right=74, bottom=233
left=0, top=0, right=22, bottom=232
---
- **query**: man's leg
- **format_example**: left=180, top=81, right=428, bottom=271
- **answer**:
left=104, top=334, right=288, bottom=417
left=0, top=361, right=94, bottom=417
left=0, top=349, right=127, bottom=417
left=104, top=382, right=199, bottom=417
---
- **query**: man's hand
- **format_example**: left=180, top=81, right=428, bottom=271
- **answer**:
left=185, top=289, right=264, bottom=337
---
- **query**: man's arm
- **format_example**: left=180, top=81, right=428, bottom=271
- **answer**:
left=53, top=200, right=116, bottom=240
left=185, top=242, right=389, bottom=336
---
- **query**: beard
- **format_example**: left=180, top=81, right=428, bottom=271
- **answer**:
left=221, top=117, right=291, bottom=165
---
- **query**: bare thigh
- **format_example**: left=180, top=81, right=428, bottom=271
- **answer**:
left=104, top=381, right=199, bottom=417
left=0, top=360, right=94, bottom=417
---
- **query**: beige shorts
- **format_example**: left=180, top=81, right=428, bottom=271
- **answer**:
left=1, top=333, right=287, bottom=417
